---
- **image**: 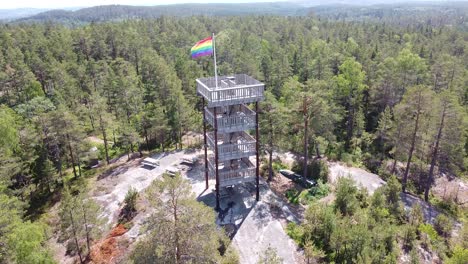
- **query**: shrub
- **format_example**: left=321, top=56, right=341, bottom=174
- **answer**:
left=120, top=187, right=138, bottom=222
left=310, top=160, right=329, bottom=183
left=272, top=161, right=287, bottom=172
left=409, top=247, right=420, bottom=264
left=257, top=245, right=283, bottom=264
left=309, top=180, right=330, bottom=198
left=418, top=223, right=440, bottom=249
left=409, top=203, right=424, bottom=227
left=298, top=180, right=329, bottom=204
left=325, top=141, right=344, bottom=161
left=402, top=225, right=418, bottom=250
left=356, top=187, right=369, bottom=208
left=434, top=214, right=453, bottom=238
left=433, top=197, right=460, bottom=217
left=285, top=189, right=300, bottom=205
left=291, top=159, right=329, bottom=182
left=340, top=153, right=354, bottom=166
left=286, top=222, right=304, bottom=246
left=446, top=246, right=468, bottom=264
left=334, top=176, right=358, bottom=216
left=370, top=189, right=390, bottom=222
left=291, top=161, right=303, bottom=175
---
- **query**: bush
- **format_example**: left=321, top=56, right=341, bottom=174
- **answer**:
left=272, top=161, right=287, bottom=172
left=325, top=141, right=344, bottom=161
left=286, top=222, right=304, bottom=246
left=291, top=161, right=304, bottom=176
left=291, top=159, right=329, bottom=182
left=299, top=180, right=330, bottom=205
left=120, top=187, right=138, bottom=222
left=447, top=246, right=468, bottom=264
left=434, top=214, right=453, bottom=238
left=340, top=152, right=354, bottom=166
left=383, top=175, right=404, bottom=220
left=409, top=203, right=424, bottom=227
left=310, top=160, right=329, bottom=183
left=334, top=177, right=358, bottom=216
left=370, top=190, right=390, bottom=222
left=433, top=197, right=460, bottom=217
left=285, top=189, right=300, bottom=204
left=418, top=223, right=440, bottom=249
left=402, top=225, right=418, bottom=250
left=356, top=187, right=369, bottom=208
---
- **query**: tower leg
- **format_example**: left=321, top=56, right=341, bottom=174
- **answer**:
left=214, top=107, right=220, bottom=210
left=255, top=102, right=260, bottom=201
left=202, top=98, right=209, bottom=190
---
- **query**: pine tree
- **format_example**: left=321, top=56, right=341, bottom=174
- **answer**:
left=131, top=174, right=229, bottom=263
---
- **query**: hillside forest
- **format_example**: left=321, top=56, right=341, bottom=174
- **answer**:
left=0, top=10, right=467, bottom=264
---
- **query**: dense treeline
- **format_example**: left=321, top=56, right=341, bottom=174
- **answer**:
left=311, top=2, right=468, bottom=29
left=0, top=13, right=467, bottom=262
left=17, top=3, right=305, bottom=23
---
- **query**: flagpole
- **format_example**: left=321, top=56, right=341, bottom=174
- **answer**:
left=212, top=32, right=218, bottom=89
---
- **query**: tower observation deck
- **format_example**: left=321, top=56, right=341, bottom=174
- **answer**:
left=197, top=74, right=264, bottom=209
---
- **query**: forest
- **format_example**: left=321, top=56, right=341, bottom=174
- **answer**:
left=0, top=4, right=467, bottom=264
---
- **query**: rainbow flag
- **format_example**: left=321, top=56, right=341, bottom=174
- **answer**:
left=191, top=37, right=213, bottom=58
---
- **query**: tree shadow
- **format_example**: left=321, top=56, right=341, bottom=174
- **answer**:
left=197, top=184, right=256, bottom=239
left=400, top=193, right=441, bottom=224
left=97, top=165, right=131, bottom=181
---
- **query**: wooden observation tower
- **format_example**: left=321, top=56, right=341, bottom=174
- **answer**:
left=197, top=74, right=265, bottom=209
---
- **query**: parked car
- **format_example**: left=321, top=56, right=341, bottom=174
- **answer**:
left=279, top=169, right=297, bottom=180
left=279, top=169, right=316, bottom=188
left=302, top=178, right=317, bottom=188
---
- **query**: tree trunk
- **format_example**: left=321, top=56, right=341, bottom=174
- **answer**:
left=268, top=116, right=274, bottom=182
left=144, top=128, right=150, bottom=151
left=345, top=98, right=354, bottom=151
left=77, top=156, right=82, bottom=177
left=66, top=134, right=78, bottom=179
left=69, top=210, right=84, bottom=264
left=82, top=205, right=92, bottom=256
left=303, top=101, right=309, bottom=184
left=268, top=150, right=273, bottom=182
left=425, top=104, right=446, bottom=202
left=402, top=96, right=422, bottom=193
left=391, top=124, right=403, bottom=175
left=172, top=196, right=180, bottom=263
left=89, top=113, right=95, bottom=131
left=315, top=139, right=321, bottom=158
left=99, top=115, right=110, bottom=165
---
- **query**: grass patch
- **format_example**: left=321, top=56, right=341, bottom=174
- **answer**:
left=298, top=180, right=330, bottom=205
left=285, top=189, right=300, bottom=204
left=285, top=181, right=330, bottom=205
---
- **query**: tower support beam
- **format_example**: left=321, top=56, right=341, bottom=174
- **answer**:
left=255, top=102, right=260, bottom=201
left=214, top=107, right=220, bottom=210
left=202, top=97, right=209, bottom=190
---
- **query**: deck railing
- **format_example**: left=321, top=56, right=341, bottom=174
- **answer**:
left=197, top=74, right=264, bottom=107
left=206, top=131, right=256, bottom=161
left=204, top=105, right=256, bottom=132
left=207, top=159, right=256, bottom=184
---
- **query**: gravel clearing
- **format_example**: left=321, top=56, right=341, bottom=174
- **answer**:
left=92, top=149, right=202, bottom=224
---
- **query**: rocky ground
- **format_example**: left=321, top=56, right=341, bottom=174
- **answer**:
left=50, top=149, right=466, bottom=264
